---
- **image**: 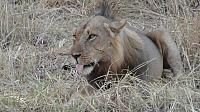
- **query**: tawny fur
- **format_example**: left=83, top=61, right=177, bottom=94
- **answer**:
left=69, top=0, right=183, bottom=89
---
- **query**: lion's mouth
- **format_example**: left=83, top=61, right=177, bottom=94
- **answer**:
left=63, top=62, right=96, bottom=75
left=76, top=62, right=96, bottom=74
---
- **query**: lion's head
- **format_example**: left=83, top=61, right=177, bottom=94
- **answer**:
left=70, top=15, right=127, bottom=77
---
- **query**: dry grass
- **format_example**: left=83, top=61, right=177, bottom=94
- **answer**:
left=0, top=0, right=200, bottom=111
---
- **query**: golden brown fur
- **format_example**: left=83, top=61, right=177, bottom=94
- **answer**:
left=69, top=0, right=183, bottom=89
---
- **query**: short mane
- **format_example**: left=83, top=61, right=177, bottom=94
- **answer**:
left=95, top=0, right=120, bottom=20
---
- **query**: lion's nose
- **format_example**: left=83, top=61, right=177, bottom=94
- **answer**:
left=72, top=53, right=81, bottom=60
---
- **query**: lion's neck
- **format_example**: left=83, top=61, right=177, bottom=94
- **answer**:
left=113, top=28, right=145, bottom=72
left=97, top=28, right=145, bottom=73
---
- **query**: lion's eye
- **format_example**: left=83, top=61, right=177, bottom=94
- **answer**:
left=87, top=34, right=97, bottom=41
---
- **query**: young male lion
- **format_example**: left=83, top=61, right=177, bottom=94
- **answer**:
left=64, top=0, right=183, bottom=89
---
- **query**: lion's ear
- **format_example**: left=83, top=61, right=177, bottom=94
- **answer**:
left=104, top=19, right=126, bottom=37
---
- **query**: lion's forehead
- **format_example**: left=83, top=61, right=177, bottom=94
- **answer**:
left=81, top=16, right=109, bottom=31
left=73, top=16, right=111, bottom=42
left=77, top=26, right=105, bottom=37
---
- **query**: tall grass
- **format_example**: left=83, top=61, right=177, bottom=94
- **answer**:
left=0, top=0, right=200, bottom=111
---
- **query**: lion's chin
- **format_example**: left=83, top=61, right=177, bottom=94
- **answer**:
left=81, top=65, right=94, bottom=76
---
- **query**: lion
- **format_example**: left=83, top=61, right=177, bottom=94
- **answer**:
left=64, top=0, right=183, bottom=89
